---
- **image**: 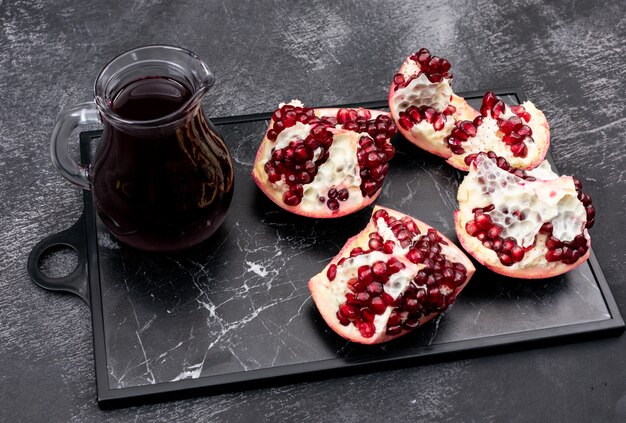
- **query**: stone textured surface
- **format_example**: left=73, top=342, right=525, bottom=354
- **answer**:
left=1, top=0, right=625, bottom=421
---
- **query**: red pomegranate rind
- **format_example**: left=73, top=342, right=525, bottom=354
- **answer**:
left=388, top=49, right=550, bottom=171
left=455, top=153, right=593, bottom=279
left=252, top=101, right=396, bottom=218
left=309, top=206, right=475, bottom=344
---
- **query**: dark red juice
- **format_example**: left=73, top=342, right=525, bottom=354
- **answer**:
left=92, top=76, right=234, bottom=252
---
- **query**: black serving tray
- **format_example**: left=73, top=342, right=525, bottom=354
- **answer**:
left=28, top=90, right=624, bottom=409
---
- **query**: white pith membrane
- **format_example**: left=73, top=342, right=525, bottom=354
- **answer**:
left=328, top=251, right=422, bottom=338
left=391, top=72, right=453, bottom=114
left=262, top=123, right=365, bottom=212
left=457, top=155, right=588, bottom=270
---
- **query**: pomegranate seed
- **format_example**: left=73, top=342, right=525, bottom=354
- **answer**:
left=546, top=248, right=563, bottom=262
left=387, top=258, right=405, bottom=274
left=483, top=92, right=497, bottom=108
left=510, top=245, right=525, bottom=262
left=366, top=282, right=383, bottom=295
left=459, top=121, right=477, bottom=137
left=492, top=238, right=503, bottom=252
left=349, top=248, right=363, bottom=257
left=370, top=296, right=387, bottom=314
left=407, top=106, right=421, bottom=123
left=393, top=73, right=405, bottom=86
left=539, top=222, right=553, bottom=234
left=511, top=142, right=528, bottom=157
left=517, top=125, right=532, bottom=137
left=475, top=213, right=493, bottom=230
left=358, top=265, right=373, bottom=284
left=382, top=240, right=395, bottom=254
left=498, top=253, right=514, bottom=266
left=283, top=191, right=301, bottom=206
left=360, top=308, right=375, bottom=323
left=492, top=100, right=505, bottom=118
left=444, top=104, right=456, bottom=115
left=369, top=238, right=382, bottom=251
left=433, top=114, right=446, bottom=131
left=423, top=107, right=436, bottom=123
left=339, top=303, right=358, bottom=318
left=327, top=264, right=337, bottom=281
left=373, top=209, right=388, bottom=220
left=358, top=321, right=376, bottom=338
left=406, top=248, right=424, bottom=264
left=399, top=115, right=412, bottom=130
left=502, top=238, right=516, bottom=253
left=372, top=261, right=388, bottom=281
left=336, top=311, right=350, bottom=326
left=387, top=311, right=401, bottom=326
left=546, top=237, right=563, bottom=249
left=354, top=292, right=370, bottom=305
left=487, top=225, right=502, bottom=239
left=325, top=198, right=338, bottom=210
left=381, top=292, right=397, bottom=306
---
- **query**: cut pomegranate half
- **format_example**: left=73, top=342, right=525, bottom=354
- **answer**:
left=309, top=206, right=475, bottom=344
left=455, top=152, right=595, bottom=279
left=388, top=48, right=550, bottom=171
left=252, top=101, right=397, bottom=218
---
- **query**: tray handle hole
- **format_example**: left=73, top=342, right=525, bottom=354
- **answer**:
left=38, top=244, right=79, bottom=279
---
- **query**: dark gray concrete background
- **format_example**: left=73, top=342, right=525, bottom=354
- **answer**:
left=1, top=0, right=625, bottom=421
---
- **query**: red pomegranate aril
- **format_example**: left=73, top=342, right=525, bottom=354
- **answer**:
left=336, top=311, right=350, bottom=326
left=502, top=238, right=516, bottom=253
left=510, top=245, right=525, bottom=262
left=366, top=282, right=384, bottom=295
left=433, top=114, right=446, bottom=131
left=283, top=191, right=301, bottom=206
left=399, top=115, right=412, bottom=130
left=339, top=303, right=358, bottom=319
left=353, top=292, right=371, bottom=305
left=369, top=238, right=382, bottom=250
left=510, top=142, right=528, bottom=157
left=382, top=240, right=395, bottom=254
left=370, top=296, right=387, bottom=314
left=475, top=213, right=492, bottom=230
left=539, top=222, right=553, bottom=234
left=465, top=221, right=480, bottom=236
left=360, top=308, right=376, bottom=323
left=459, top=121, right=477, bottom=137
left=381, top=291, right=397, bottom=306
left=372, top=261, right=388, bottom=281
left=358, top=321, right=376, bottom=338
left=487, top=225, right=503, bottom=239
left=327, top=198, right=339, bottom=210
left=358, top=265, right=374, bottom=284
left=492, top=238, right=503, bottom=252
left=546, top=237, right=563, bottom=249
left=498, top=253, right=514, bottom=266
left=327, top=264, right=337, bottom=281
left=406, top=248, right=424, bottom=264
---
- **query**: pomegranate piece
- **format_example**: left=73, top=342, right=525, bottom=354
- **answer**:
left=455, top=153, right=595, bottom=279
left=388, top=49, right=551, bottom=171
left=252, top=100, right=397, bottom=218
left=309, top=206, right=475, bottom=344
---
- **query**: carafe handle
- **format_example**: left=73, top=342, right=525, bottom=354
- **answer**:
left=50, top=102, right=100, bottom=189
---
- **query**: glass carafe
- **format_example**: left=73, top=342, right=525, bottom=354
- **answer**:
left=50, top=45, right=234, bottom=252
